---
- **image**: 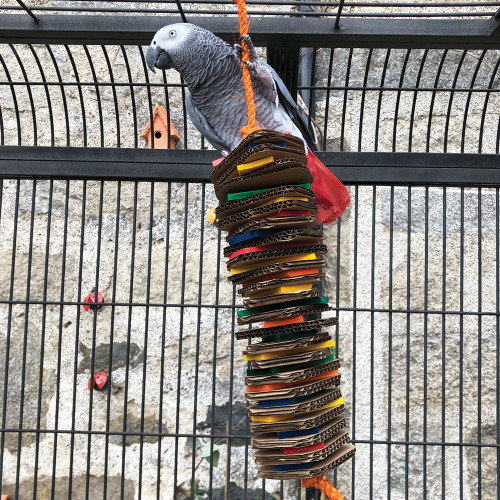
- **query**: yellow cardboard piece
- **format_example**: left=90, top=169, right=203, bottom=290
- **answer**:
left=257, top=196, right=309, bottom=207
left=244, top=339, right=335, bottom=361
left=230, top=253, right=317, bottom=275
left=237, top=156, right=274, bottom=175
left=251, top=283, right=313, bottom=299
left=250, top=397, right=344, bottom=422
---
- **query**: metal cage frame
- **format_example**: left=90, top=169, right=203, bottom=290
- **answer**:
left=0, top=2, right=499, bottom=499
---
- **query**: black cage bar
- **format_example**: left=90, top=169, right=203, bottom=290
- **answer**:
left=0, top=3, right=499, bottom=500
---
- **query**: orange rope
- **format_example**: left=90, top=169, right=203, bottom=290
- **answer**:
left=234, top=0, right=261, bottom=137
left=302, top=475, right=344, bottom=500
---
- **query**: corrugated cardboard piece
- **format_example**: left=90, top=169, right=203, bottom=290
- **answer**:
left=210, top=130, right=354, bottom=480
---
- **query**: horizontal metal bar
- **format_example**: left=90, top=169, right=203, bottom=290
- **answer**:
left=1, top=147, right=499, bottom=187
left=0, top=428, right=498, bottom=449
left=1, top=15, right=500, bottom=48
left=0, top=6, right=496, bottom=18
left=0, top=299, right=498, bottom=317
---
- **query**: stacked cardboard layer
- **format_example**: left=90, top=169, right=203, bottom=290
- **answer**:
left=210, top=130, right=355, bottom=480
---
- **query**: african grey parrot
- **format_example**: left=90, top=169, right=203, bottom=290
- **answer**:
left=146, top=23, right=349, bottom=223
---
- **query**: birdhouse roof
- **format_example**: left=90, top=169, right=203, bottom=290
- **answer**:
left=140, top=104, right=180, bottom=140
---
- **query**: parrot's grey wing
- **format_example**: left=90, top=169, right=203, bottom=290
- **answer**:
left=185, top=94, right=230, bottom=152
left=261, top=61, right=315, bottom=149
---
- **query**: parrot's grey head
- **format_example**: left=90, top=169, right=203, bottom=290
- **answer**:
left=146, top=23, right=203, bottom=73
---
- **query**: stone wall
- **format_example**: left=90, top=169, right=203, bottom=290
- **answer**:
left=0, top=4, right=498, bottom=499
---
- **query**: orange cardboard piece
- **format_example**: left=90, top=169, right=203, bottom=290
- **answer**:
left=141, top=104, right=180, bottom=149
left=264, top=316, right=304, bottom=328
left=242, top=268, right=319, bottom=288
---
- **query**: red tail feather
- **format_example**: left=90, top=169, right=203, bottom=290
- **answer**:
left=306, top=150, right=350, bottom=225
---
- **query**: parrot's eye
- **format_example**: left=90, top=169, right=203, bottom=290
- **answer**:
left=169, top=30, right=176, bottom=37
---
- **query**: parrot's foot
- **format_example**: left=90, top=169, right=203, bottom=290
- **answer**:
left=240, top=35, right=259, bottom=63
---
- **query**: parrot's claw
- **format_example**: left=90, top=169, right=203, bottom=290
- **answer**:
left=234, top=43, right=246, bottom=60
left=242, top=60, right=256, bottom=71
left=239, top=35, right=259, bottom=62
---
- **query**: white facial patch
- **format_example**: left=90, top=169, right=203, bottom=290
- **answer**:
left=154, top=23, right=192, bottom=53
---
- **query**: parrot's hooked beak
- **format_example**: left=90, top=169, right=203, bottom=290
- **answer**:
left=146, top=45, right=174, bottom=73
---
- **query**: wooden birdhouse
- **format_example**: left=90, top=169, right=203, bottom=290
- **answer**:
left=141, top=104, right=180, bottom=149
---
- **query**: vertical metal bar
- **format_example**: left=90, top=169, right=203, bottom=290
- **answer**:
left=103, top=181, right=121, bottom=500
left=374, top=49, right=391, bottom=153
left=405, top=186, right=411, bottom=500
left=139, top=46, right=155, bottom=149
left=28, top=45, right=55, bottom=147
left=408, top=49, right=429, bottom=152
left=283, top=46, right=300, bottom=102
left=33, top=180, right=53, bottom=499
left=102, top=45, right=121, bottom=148
left=322, top=48, right=335, bottom=151
left=423, top=186, right=429, bottom=498
left=8, top=44, right=37, bottom=146
left=369, top=185, right=376, bottom=498
left=478, top=54, right=500, bottom=154
left=477, top=188, right=482, bottom=500
left=496, top=187, right=499, bottom=500
left=190, top=184, right=206, bottom=497
left=334, top=0, right=345, bottom=29
left=0, top=179, right=17, bottom=495
left=181, top=76, right=188, bottom=148
left=157, top=182, right=171, bottom=499
left=226, top=283, right=237, bottom=498
left=441, top=187, right=447, bottom=500
left=50, top=180, right=70, bottom=499
left=426, top=49, right=448, bottom=153
left=443, top=51, right=467, bottom=154
left=460, top=51, right=487, bottom=154
left=83, top=46, right=104, bottom=147
left=138, top=182, right=155, bottom=498
left=306, top=47, right=317, bottom=132
left=162, top=70, right=172, bottom=151
left=392, top=49, right=411, bottom=153
left=358, top=48, right=373, bottom=152
left=0, top=95, right=4, bottom=145
left=64, top=46, right=87, bottom=147
left=120, top=182, right=138, bottom=499
left=173, top=183, right=189, bottom=495
left=340, top=48, right=353, bottom=152
left=333, top=212, right=342, bottom=489
left=387, top=185, right=394, bottom=500
left=85, top=181, right=104, bottom=500
left=46, top=45, right=70, bottom=147
left=0, top=54, right=21, bottom=146
left=14, top=180, right=36, bottom=499
left=351, top=185, right=358, bottom=498
left=174, top=0, right=187, bottom=23
left=68, top=180, right=87, bottom=500
left=496, top=109, right=500, bottom=155
left=121, top=46, right=138, bottom=149
left=459, top=187, right=465, bottom=500
left=208, top=229, right=222, bottom=498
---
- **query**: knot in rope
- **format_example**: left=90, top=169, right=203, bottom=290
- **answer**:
left=302, top=475, right=344, bottom=500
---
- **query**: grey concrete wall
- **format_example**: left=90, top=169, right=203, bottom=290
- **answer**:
left=0, top=4, right=498, bottom=499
